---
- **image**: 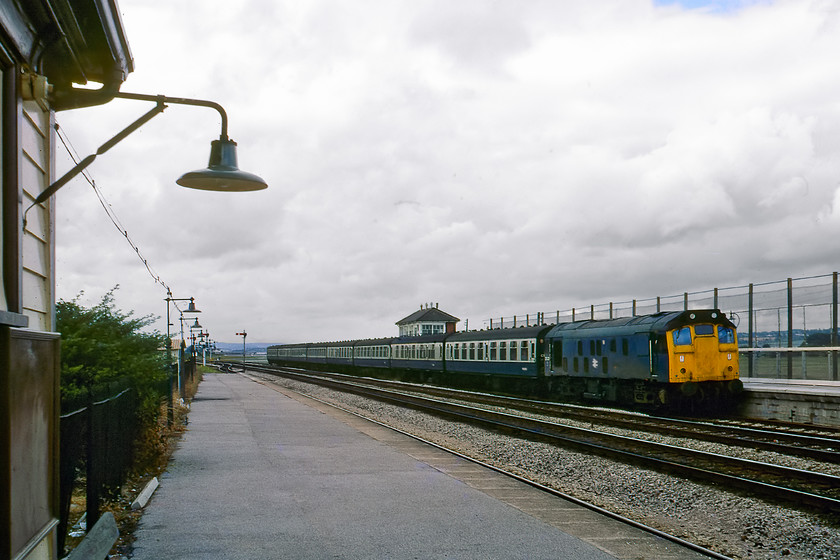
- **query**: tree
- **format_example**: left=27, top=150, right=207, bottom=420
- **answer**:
left=57, top=287, right=166, bottom=410
left=801, top=332, right=832, bottom=348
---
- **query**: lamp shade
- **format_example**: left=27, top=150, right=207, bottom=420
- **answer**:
left=177, top=138, right=267, bottom=192
left=183, top=298, right=201, bottom=313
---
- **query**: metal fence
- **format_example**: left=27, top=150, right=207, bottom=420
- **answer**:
left=482, top=272, right=840, bottom=382
left=57, top=375, right=171, bottom=555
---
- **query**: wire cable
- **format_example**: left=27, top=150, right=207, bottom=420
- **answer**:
left=54, top=121, right=173, bottom=296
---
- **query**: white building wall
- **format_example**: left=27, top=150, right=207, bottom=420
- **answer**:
left=19, top=100, right=54, bottom=331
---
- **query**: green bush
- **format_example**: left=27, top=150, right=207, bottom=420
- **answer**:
left=57, top=287, right=167, bottom=413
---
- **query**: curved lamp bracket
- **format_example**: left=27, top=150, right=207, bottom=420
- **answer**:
left=33, top=91, right=267, bottom=205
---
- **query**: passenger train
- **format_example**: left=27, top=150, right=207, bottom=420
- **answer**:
left=267, top=309, right=742, bottom=410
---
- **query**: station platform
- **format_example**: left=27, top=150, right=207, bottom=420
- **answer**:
left=129, top=373, right=708, bottom=559
left=741, top=377, right=840, bottom=427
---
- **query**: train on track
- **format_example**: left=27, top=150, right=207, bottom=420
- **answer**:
left=267, top=309, right=743, bottom=410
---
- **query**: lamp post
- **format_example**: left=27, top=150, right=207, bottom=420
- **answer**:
left=166, top=294, right=200, bottom=407
left=164, top=296, right=201, bottom=423
left=196, top=330, right=209, bottom=366
left=165, top=290, right=200, bottom=369
left=236, top=331, right=247, bottom=365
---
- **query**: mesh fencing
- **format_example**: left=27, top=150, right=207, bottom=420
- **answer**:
left=483, top=272, right=839, bottom=381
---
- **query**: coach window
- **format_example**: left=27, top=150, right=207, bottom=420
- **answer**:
left=461, top=344, right=467, bottom=360
left=520, top=341, right=529, bottom=361
left=510, top=341, right=518, bottom=361
left=477, top=343, right=484, bottom=360
left=500, top=342, right=507, bottom=361
left=589, top=340, right=595, bottom=355
left=610, top=339, right=617, bottom=353
left=469, top=343, right=475, bottom=360
left=573, top=357, right=579, bottom=372
left=490, top=342, right=497, bottom=360
left=577, top=341, right=583, bottom=355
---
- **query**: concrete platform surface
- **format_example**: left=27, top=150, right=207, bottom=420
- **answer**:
left=129, top=373, right=621, bottom=559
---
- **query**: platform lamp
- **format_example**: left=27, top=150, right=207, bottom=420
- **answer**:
left=31, top=91, right=267, bottom=208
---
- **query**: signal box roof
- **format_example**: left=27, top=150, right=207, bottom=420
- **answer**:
left=396, top=307, right=460, bottom=325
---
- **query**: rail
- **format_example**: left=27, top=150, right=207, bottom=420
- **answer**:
left=257, top=366, right=840, bottom=513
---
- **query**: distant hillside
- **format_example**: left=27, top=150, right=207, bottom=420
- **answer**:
left=213, top=342, right=283, bottom=355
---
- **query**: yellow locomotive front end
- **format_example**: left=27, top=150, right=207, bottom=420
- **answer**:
left=669, top=322, right=739, bottom=383
left=664, top=312, right=742, bottom=406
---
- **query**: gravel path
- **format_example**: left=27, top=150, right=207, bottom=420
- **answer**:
left=252, top=372, right=840, bottom=560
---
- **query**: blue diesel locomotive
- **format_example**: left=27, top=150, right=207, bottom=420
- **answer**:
left=267, top=309, right=742, bottom=408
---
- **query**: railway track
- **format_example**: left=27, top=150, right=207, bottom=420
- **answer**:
left=246, top=364, right=840, bottom=514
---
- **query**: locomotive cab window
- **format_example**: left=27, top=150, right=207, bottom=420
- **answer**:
left=673, top=328, right=692, bottom=346
left=695, top=324, right=715, bottom=336
left=718, top=326, right=736, bottom=345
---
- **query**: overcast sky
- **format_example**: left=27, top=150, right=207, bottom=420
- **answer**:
left=54, top=0, right=840, bottom=344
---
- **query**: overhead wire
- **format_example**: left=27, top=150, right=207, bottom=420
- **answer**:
left=54, top=121, right=173, bottom=296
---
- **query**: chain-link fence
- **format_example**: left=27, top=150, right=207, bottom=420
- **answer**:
left=483, top=272, right=839, bottom=381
